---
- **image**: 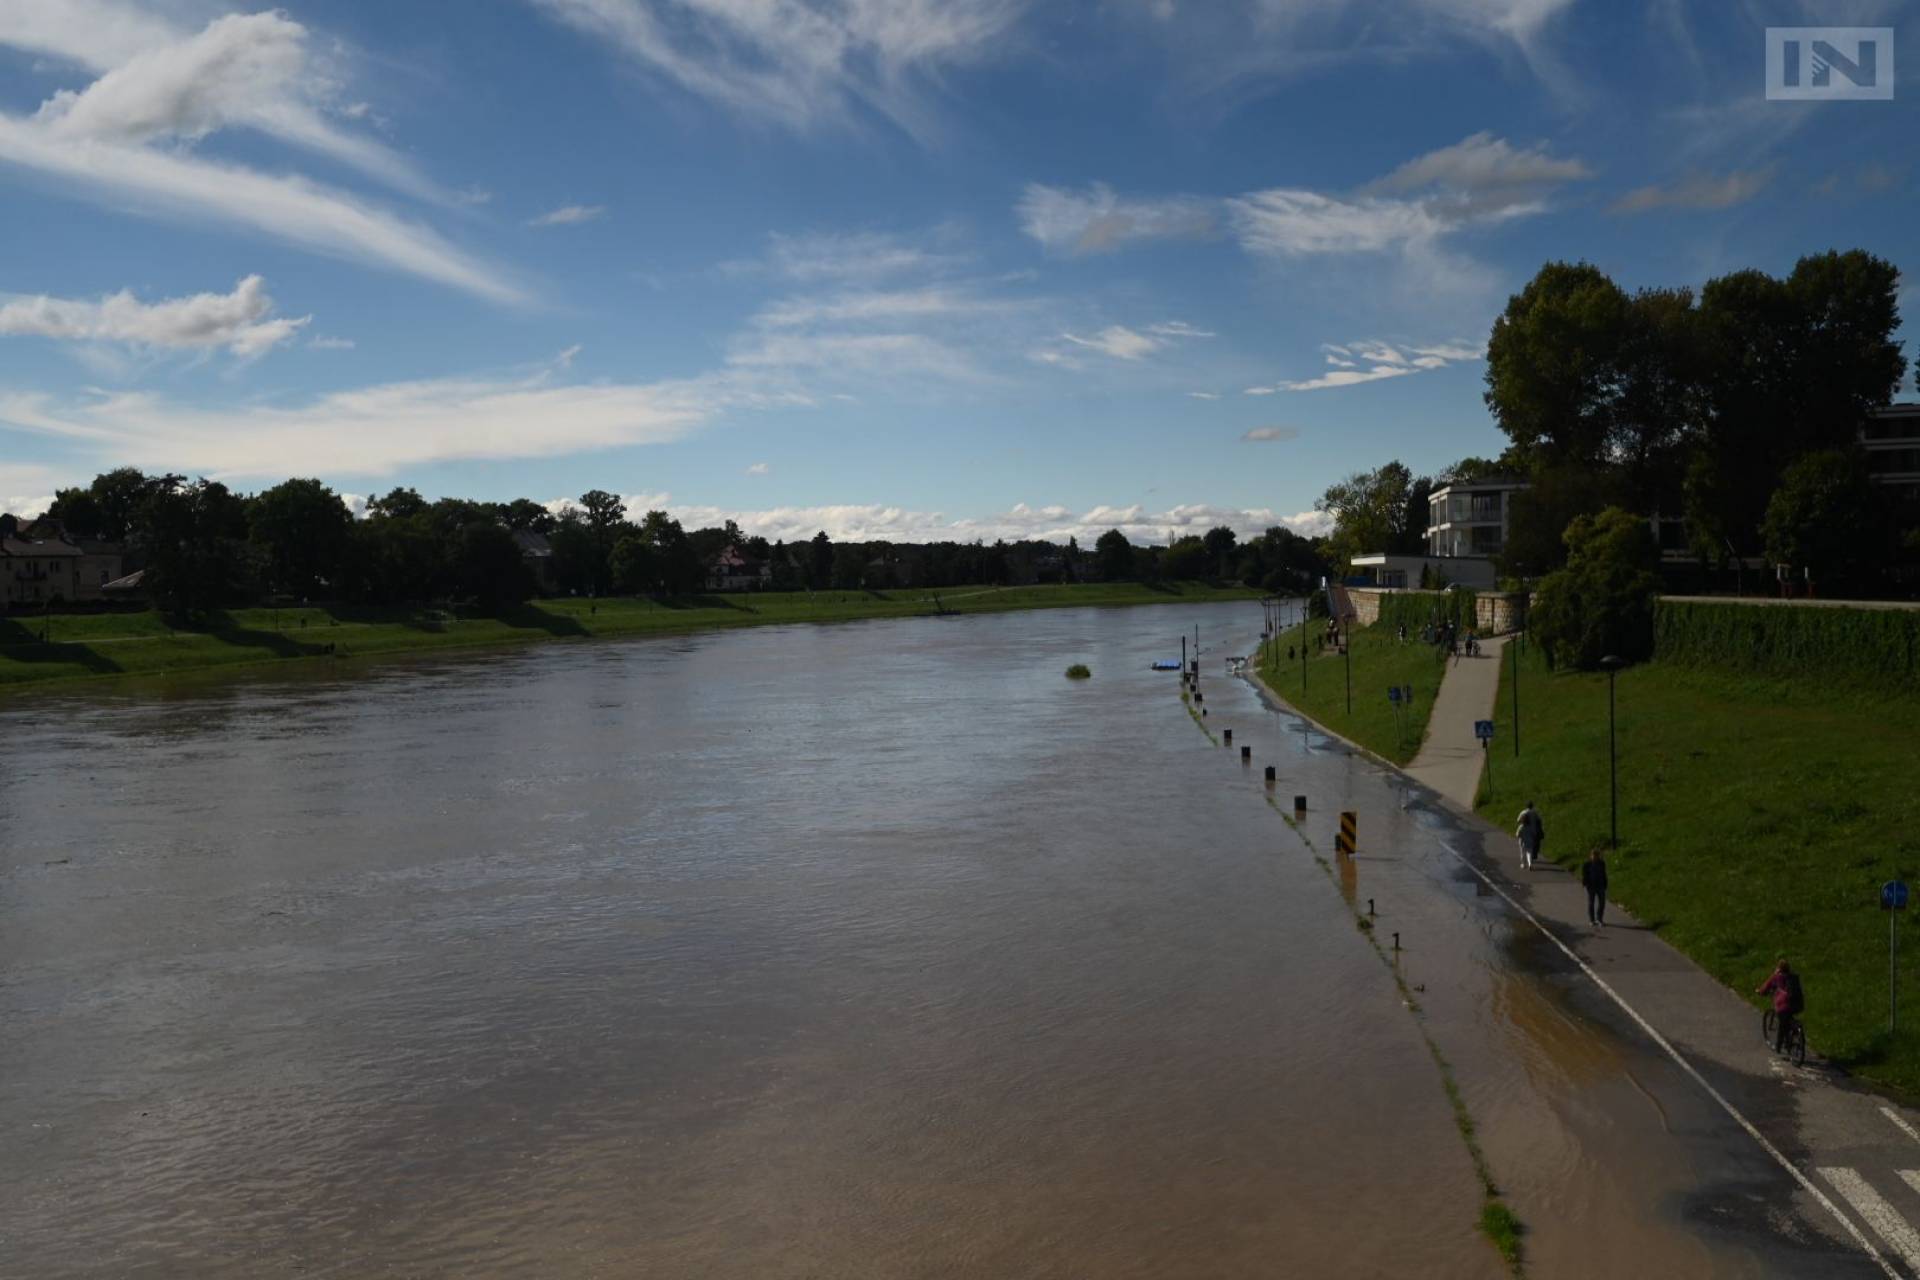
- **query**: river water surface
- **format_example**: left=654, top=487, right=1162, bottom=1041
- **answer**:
left=3, top=603, right=1507, bottom=1278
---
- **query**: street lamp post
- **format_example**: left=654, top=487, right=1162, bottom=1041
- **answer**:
left=1600, top=654, right=1624, bottom=850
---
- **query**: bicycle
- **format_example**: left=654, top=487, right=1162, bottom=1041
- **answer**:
left=1762, top=1008, right=1807, bottom=1067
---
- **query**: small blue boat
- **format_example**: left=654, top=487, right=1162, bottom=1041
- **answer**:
left=1150, top=660, right=1182, bottom=671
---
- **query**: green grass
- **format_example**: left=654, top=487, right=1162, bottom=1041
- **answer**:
left=1254, top=621, right=1450, bottom=764
left=0, top=580, right=1260, bottom=693
left=1479, top=1200, right=1525, bottom=1270
left=1479, top=641, right=1920, bottom=1092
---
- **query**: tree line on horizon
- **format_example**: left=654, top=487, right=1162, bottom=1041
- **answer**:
left=24, top=471, right=1332, bottom=618
left=1314, top=249, right=1919, bottom=666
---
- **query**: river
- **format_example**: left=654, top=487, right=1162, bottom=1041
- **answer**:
left=0, top=602, right=1871, bottom=1277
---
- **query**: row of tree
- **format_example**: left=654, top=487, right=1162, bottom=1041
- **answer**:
left=38, top=469, right=1333, bottom=617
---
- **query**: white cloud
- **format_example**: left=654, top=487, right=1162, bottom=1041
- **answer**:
left=629, top=498, right=1330, bottom=545
left=0, top=115, right=525, bottom=304
left=1187, top=391, right=1220, bottom=400
left=1363, top=130, right=1592, bottom=219
left=728, top=228, right=970, bottom=283
left=1060, top=325, right=1161, bottom=361
left=24, top=12, right=432, bottom=200
left=308, top=335, right=356, bottom=351
left=0, top=356, right=783, bottom=480
left=1246, top=337, right=1484, bottom=393
left=1610, top=169, right=1773, bottom=214
left=530, top=0, right=1025, bottom=139
left=0, top=461, right=64, bottom=520
left=0, top=0, right=186, bottom=74
left=727, top=331, right=978, bottom=380
left=1017, top=182, right=1216, bottom=254
left=754, top=286, right=1017, bottom=328
left=1241, top=425, right=1300, bottom=441
left=1148, top=320, right=1215, bottom=338
left=0, top=275, right=307, bottom=358
left=1229, top=189, right=1449, bottom=257
left=746, top=461, right=770, bottom=475
left=529, top=203, right=607, bottom=227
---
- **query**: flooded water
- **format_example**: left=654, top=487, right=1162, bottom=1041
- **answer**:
left=3, top=604, right=1497, bottom=1278
left=1, top=601, right=1878, bottom=1279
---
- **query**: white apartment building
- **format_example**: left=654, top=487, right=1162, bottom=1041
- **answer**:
left=1424, top=478, right=1528, bottom=558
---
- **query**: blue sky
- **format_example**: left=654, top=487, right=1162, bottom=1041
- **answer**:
left=2, top=0, right=1916, bottom=544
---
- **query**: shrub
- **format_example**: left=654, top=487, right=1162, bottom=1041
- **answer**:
left=1530, top=507, right=1659, bottom=669
left=1065, top=663, right=1091, bottom=679
left=1655, top=599, right=1919, bottom=686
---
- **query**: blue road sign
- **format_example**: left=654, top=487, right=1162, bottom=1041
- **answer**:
left=1884, top=881, right=1910, bottom=911
left=1474, top=719, right=1495, bottom=741
left=1388, top=686, right=1402, bottom=703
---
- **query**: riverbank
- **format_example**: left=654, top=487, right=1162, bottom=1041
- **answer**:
left=1253, top=620, right=1447, bottom=765
left=0, top=581, right=1260, bottom=693
left=1478, top=642, right=1920, bottom=1093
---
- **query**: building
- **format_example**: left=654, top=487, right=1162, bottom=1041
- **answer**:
left=705, top=545, right=771, bottom=592
left=1347, top=552, right=1498, bottom=590
left=512, top=529, right=556, bottom=592
left=1424, top=477, right=1528, bottom=559
left=1865, top=402, right=1920, bottom=496
left=1, top=514, right=123, bottom=607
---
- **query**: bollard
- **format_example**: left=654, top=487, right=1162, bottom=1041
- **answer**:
left=1193, top=691, right=1203, bottom=704
left=1263, top=765, right=1276, bottom=786
left=1336, top=810, right=1358, bottom=856
left=1367, top=898, right=1375, bottom=916
left=1223, top=729, right=1232, bottom=746
left=1293, top=794, right=1307, bottom=818
left=1240, top=745, right=1252, bottom=762
left=1392, top=932, right=1401, bottom=951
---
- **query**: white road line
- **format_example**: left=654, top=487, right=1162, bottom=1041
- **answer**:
left=1899, top=1171, right=1920, bottom=1200
left=1434, top=838, right=1903, bottom=1278
left=1884, top=1107, right=1920, bottom=1149
left=1825, top=1168, right=1920, bottom=1273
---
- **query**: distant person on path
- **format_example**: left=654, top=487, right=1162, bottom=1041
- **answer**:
left=1581, top=847, right=1609, bottom=925
left=1757, top=960, right=1805, bottom=1054
left=1514, top=802, right=1545, bottom=870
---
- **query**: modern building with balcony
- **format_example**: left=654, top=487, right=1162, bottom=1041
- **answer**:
left=1865, top=402, right=1920, bottom=497
left=1424, top=478, right=1528, bottom=559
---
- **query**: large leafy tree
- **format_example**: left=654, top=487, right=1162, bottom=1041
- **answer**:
left=249, top=478, right=352, bottom=598
left=1316, top=461, right=1416, bottom=568
left=1484, top=262, right=1631, bottom=471
left=142, top=476, right=253, bottom=617
left=1762, top=450, right=1883, bottom=595
left=1094, top=528, right=1134, bottom=582
left=1529, top=507, right=1661, bottom=669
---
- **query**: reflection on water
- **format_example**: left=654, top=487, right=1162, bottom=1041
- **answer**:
left=1, top=605, right=1494, bottom=1278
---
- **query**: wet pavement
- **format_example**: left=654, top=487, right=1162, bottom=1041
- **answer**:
left=0, top=599, right=1901, bottom=1277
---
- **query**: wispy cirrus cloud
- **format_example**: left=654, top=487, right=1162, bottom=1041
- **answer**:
left=0, top=352, right=796, bottom=479
left=529, top=0, right=1027, bottom=139
left=0, top=9, right=523, bottom=304
left=1033, top=319, right=1214, bottom=367
left=1241, top=425, right=1300, bottom=441
left=723, top=227, right=972, bottom=283
left=1245, top=338, right=1482, bottom=393
left=529, top=203, right=607, bottom=227
left=0, top=274, right=308, bottom=359
left=1610, top=168, right=1773, bottom=214
left=1017, top=182, right=1216, bottom=255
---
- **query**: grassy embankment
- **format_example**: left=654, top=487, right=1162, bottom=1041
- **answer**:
left=1254, top=620, right=1449, bottom=765
left=1477, top=637, right=1920, bottom=1091
left=0, top=581, right=1259, bottom=692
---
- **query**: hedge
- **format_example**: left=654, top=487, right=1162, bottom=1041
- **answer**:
left=1370, top=586, right=1479, bottom=634
left=1654, top=599, right=1920, bottom=686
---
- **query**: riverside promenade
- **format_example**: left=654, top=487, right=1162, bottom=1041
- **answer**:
left=1404, top=635, right=1508, bottom=811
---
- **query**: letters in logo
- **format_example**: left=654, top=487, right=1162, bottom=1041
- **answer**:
left=1767, top=28, right=1894, bottom=100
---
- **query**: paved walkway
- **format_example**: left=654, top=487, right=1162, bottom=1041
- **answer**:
left=1403, top=635, right=1507, bottom=809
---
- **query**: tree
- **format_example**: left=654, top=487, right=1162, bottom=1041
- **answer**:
left=1762, top=450, right=1882, bottom=595
left=546, top=512, right=598, bottom=595
left=831, top=542, right=866, bottom=589
left=1529, top=507, right=1661, bottom=670
left=639, top=510, right=702, bottom=594
left=1094, top=528, right=1134, bottom=582
left=1317, top=461, right=1415, bottom=568
left=250, top=478, right=352, bottom=598
left=503, top=498, right=555, bottom=533
left=142, top=476, right=252, bottom=616
left=44, top=487, right=105, bottom=539
left=1501, top=463, right=1626, bottom=581
left=451, top=521, right=534, bottom=612
left=578, top=489, right=626, bottom=594
left=368, top=487, right=429, bottom=520
left=1202, top=526, right=1237, bottom=577
left=609, top=533, right=658, bottom=594
left=1162, top=536, right=1209, bottom=580
left=1484, top=261, right=1632, bottom=470
left=809, top=531, right=834, bottom=589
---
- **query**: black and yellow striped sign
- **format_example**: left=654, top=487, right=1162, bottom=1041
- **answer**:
left=1336, top=810, right=1357, bottom=855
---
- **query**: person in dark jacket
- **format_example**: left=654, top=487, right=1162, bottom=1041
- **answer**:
left=1581, top=847, right=1609, bottom=926
left=1758, top=960, right=1805, bottom=1054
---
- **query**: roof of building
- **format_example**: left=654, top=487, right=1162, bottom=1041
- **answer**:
left=1, top=536, right=83, bottom=558
left=100, top=569, right=147, bottom=593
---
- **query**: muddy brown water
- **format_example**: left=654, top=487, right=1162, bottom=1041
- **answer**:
left=0, top=603, right=1874, bottom=1277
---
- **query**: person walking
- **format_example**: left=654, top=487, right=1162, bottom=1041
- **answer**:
left=1757, top=960, right=1805, bottom=1055
left=1514, top=801, right=1545, bottom=870
left=1581, top=847, right=1609, bottom=926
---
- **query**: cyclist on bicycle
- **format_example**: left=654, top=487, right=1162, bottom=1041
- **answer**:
left=1757, top=959, right=1804, bottom=1054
